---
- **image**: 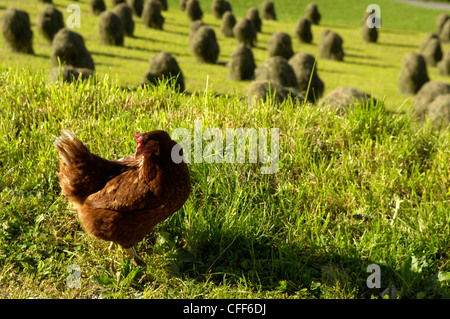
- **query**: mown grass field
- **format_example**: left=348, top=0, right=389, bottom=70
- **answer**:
left=0, top=0, right=449, bottom=299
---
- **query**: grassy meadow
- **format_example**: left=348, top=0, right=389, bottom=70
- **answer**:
left=0, top=0, right=449, bottom=299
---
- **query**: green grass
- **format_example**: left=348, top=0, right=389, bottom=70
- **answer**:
left=0, top=1, right=449, bottom=299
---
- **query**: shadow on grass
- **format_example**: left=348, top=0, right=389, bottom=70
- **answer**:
left=142, top=230, right=382, bottom=298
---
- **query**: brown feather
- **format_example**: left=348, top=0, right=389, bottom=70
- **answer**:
left=54, top=130, right=191, bottom=250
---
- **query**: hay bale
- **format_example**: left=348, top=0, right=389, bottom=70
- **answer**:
left=98, top=11, right=124, bottom=46
left=190, top=20, right=206, bottom=35
left=361, top=11, right=378, bottom=43
left=248, top=80, right=303, bottom=107
left=233, top=18, right=257, bottom=47
left=51, top=28, right=95, bottom=70
left=305, top=3, right=321, bottom=25
left=113, top=3, right=135, bottom=37
left=288, top=52, right=324, bottom=102
left=50, top=65, right=94, bottom=83
left=186, top=0, right=203, bottom=22
left=228, top=43, right=256, bottom=81
left=319, top=87, right=377, bottom=114
left=413, top=81, right=450, bottom=120
left=142, top=0, right=165, bottom=30
left=90, top=0, right=106, bottom=15
left=179, top=0, right=187, bottom=11
left=141, top=51, right=185, bottom=92
left=427, top=93, right=450, bottom=127
left=398, top=52, right=429, bottom=95
left=261, top=1, right=276, bottom=20
left=440, top=19, right=450, bottom=43
left=361, top=23, right=378, bottom=43
left=190, top=25, right=220, bottom=63
left=220, top=11, right=236, bottom=37
left=212, top=0, right=231, bottom=19
left=268, top=31, right=294, bottom=60
left=254, top=56, right=297, bottom=88
left=36, top=5, right=64, bottom=43
left=318, top=29, right=344, bottom=61
left=246, top=8, right=262, bottom=33
left=295, top=17, right=312, bottom=44
left=420, top=33, right=442, bottom=67
left=436, top=13, right=450, bottom=34
left=1, top=8, right=34, bottom=54
left=437, top=50, right=450, bottom=76
left=127, top=0, right=143, bottom=17
left=155, top=0, right=168, bottom=11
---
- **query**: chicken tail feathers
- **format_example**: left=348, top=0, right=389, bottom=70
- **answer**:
left=54, top=130, right=93, bottom=205
left=54, top=130, right=89, bottom=166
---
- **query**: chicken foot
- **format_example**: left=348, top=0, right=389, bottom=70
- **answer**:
left=124, top=247, right=146, bottom=267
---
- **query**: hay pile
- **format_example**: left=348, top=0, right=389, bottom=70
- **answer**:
left=212, top=0, right=231, bottom=19
left=37, top=5, right=64, bottom=43
left=295, top=17, right=312, bottom=44
left=248, top=81, right=303, bottom=107
left=420, top=33, right=442, bottom=67
left=233, top=18, right=257, bottom=47
left=50, top=65, right=94, bottom=83
left=427, top=94, right=450, bottom=127
left=319, top=87, right=377, bottom=114
left=156, top=0, right=168, bottom=11
left=221, top=11, right=236, bottom=37
left=361, top=10, right=378, bottom=43
left=437, top=13, right=450, bottom=35
left=318, top=29, right=344, bottom=61
left=142, top=0, right=164, bottom=29
left=246, top=8, right=262, bottom=33
left=141, top=51, right=185, bottom=92
left=113, top=3, right=135, bottom=37
left=51, top=28, right=95, bottom=70
left=305, top=3, right=321, bottom=25
left=261, top=1, right=276, bottom=20
left=268, top=31, right=294, bottom=60
left=288, top=52, right=324, bottom=102
left=413, top=81, right=450, bottom=120
left=127, top=0, right=143, bottom=17
left=254, top=56, right=297, bottom=88
left=398, top=52, right=429, bottom=95
left=190, top=25, right=220, bottom=63
left=179, top=0, right=187, bottom=11
left=186, top=0, right=203, bottom=21
left=438, top=50, right=450, bottom=75
left=98, top=11, right=124, bottom=46
left=228, top=43, right=256, bottom=81
left=1, top=8, right=34, bottom=54
left=90, top=0, right=106, bottom=15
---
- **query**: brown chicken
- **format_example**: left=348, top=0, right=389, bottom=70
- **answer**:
left=54, top=130, right=191, bottom=265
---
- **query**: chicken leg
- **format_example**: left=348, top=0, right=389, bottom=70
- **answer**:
left=124, top=247, right=146, bottom=266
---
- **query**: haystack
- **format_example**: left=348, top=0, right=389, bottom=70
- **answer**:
left=233, top=18, right=257, bottom=47
left=1, top=8, right=34, bottom=54
left=141, top=51, right=185, bottom=92
left=268, top=32, right=294, bottom=60
left=98, top=11, right=124, bottom=46
left=398, top=52, right=429, bottom=95
left=37, top=5, right=64, bottom=43
left=228, top=43, right=256, bottom=81
left=51, top=28, right=95, bottom=70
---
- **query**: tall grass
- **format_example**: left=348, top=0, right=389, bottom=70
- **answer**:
left=0, top=67, right=448, bottom=298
